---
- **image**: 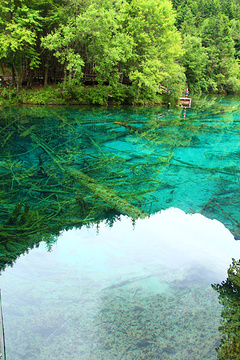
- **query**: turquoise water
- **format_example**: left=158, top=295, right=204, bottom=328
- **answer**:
left=0, top=97, right=240, bottom=359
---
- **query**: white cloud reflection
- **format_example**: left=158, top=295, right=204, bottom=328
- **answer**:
left=53, top=207, right=240, bottom=286
left=2, top=207, right=240, bottom=290
left=2, top=208, right=234, bottom=360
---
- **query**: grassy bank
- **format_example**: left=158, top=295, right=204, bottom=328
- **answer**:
left=0, top=83, right=176, bottom=107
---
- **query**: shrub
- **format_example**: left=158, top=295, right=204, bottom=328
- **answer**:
left=20, top=86, right=67, bottom=105
left=0, top=86, right=18, bottom=102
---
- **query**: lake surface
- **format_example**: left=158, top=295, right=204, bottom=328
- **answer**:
left=0, top=96, right=240, bottom=359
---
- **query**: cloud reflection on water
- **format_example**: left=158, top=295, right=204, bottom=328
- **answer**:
left=1, top=208, right=240, bottom=360
left=44, top=207, right=240, bottom=289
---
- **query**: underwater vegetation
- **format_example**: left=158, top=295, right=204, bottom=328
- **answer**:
left=0, top=106, right=156, bottom=270
left=0, top=99, right=240, bottom=271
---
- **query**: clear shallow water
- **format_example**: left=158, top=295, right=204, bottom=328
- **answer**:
left=0, top=97, right=240, bottom=359
left=2, top=209, right=240, bottom=360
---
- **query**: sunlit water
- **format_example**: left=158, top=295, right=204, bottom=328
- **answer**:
left=1, top=96, right=240, bottom=359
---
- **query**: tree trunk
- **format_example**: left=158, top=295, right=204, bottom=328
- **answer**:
left=44, top=61, right=48, bottom=87
left=12, top=61, right=20, bottom=93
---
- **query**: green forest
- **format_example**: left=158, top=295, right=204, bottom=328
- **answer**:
left=0, top=0, right=240, bottom=105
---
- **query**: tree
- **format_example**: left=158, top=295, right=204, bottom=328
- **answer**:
left=0, top=0, right=43, bottom=91
left=125, top=0, right=185, bottom=96
left=212, top=259, right=240, bottom=359
left=41, top=0, right=185, bottom=100
left=42, top=0, right=134, bottom=86
left=173, top=0, right=240, bottom=94
left=201, top=15, right=240, bottom=93
left=181, top=35, right=208, bottom=93
left=75, top=0, right=133, bottom=85
left=41, top=21, right=84, bottom=85
left=38, top=0, right=85, bottom=86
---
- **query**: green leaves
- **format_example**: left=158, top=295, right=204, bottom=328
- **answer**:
left=41, top=0, right=184, bottom=98
left=75, top=1, right=134, bottom=83
left=0, top=24, right=36, bottom=53
left=125, top=0, right=184, bottom=93
left=2, top=0, right=240, bottom=98
left=175, top=0, right=240, bottom=94
left=0, top=0, right=45, bottom=91
left=0, top=17, right=40, bottom=76
left=181, top=35, right=208, bottom=92
left=42, top=22, right=85, bottom=80
left=213, top=259, right=240, bottom=359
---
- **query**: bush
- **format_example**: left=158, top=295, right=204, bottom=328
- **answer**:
left=0, top=86, right=18, bottom=102
left=107, top=84, right=134, bottom=105
left=0, top=82, right=171, bottom=106
left=62, top=81, right=85, bottom=104
left=82, top=86, right=110, bottom=105
left=132, top=85, right=166, bottom=105
left=225, top=76, right=240, bottom=94
left=20, top=86, right=67, bottom=105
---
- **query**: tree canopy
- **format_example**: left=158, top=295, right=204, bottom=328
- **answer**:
left=1, top=0, right=240, bottom=103
left=173, top=0, right=240, bottom=94
left=41, top=0, right=184, bottom=100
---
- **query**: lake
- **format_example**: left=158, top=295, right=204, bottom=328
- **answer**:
left=0, top=96, right=240, bottom=359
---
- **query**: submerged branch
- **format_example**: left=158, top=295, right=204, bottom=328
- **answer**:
left=13, top=125, right=149, bottom=220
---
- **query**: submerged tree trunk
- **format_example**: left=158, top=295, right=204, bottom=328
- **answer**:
left=64, top=166, right=149, bottom=220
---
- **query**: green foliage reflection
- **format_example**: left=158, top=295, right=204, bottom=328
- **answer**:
left=213, top=259, right=240, bottom=359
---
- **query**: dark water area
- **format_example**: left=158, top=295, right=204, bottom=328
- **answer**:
left=0, top=96, right=240, bottom=359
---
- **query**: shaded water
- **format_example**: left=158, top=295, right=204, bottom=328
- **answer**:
left=0, top=96, right=240, bottom=359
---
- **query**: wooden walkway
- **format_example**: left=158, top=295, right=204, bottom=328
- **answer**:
left=179, top=97, right=192, bottom=108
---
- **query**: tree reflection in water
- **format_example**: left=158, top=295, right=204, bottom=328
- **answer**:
left=212, top=259, right=240, bottom=359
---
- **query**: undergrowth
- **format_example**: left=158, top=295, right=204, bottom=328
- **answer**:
left=0, top=83, right=171, bottom=106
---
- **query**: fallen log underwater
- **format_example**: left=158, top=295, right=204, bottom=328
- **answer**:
left=114, top=121, right=143, bottom=132
left=64, top=166, right=148, bottom=219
